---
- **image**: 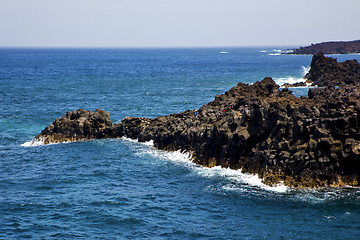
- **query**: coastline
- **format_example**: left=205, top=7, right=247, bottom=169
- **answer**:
left=287, top=40, right=360, bottom=55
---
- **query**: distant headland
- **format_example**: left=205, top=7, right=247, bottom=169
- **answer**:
left=289, top=40, right=360, bottom=55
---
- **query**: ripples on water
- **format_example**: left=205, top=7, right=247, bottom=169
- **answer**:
left=8, top=138, right=359, bottom=239
left=1, top=48, right=360, bottom=239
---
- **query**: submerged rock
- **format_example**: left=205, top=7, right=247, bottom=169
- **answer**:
left=33, top=56, right=360, bottom=188
left=281, top=82, right=307, bottom=88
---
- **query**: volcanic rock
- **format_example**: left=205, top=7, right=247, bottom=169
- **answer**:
left=304, top=52, right=360, bottom=87
left=35, top=109, right=114, bottom=144
left=282, top=52, right=360, bottom=87
left=281, top=82, right=307, bottom=88
left=33, top=57, right=360, bottom=188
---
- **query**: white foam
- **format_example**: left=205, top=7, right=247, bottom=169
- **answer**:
left=219, top=51, right=229, bottom=54
left=275, top=76, right=305, bottom=86
left=21, top=138, right=46, bottom=147
left=21, top=137, right=71, bottom=147
left=274, top=65, right=311, bottom=87
left=122, top=136, right=138, bottom=143
left=194, top=166, right=288, bottom=193
left=143, top=139, right=154, bottom=146
left=121, top=137, right=288, bottom=193
left=302, top=65, right=310, bottom=75
left=268, top=49, right=293, bottom=55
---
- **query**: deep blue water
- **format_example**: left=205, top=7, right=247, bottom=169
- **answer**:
left=1, top=48, right=360, bottom=239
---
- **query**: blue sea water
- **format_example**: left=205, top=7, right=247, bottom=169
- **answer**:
left=1, top=47, right=360, bottom=239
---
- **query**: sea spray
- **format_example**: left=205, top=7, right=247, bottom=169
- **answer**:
left=302, top=65, right=310, bottom=75
left=274, top=65, right=310, bottom=87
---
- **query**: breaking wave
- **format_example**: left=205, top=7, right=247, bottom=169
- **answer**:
left=122, top=137, right=288, bottom=193
left=21, top=138, right=46, bottom=147
left=268, top=49, right=293, bottom=55
left=21, top=137, right=70, bottom=147
left=274, top=66, right=311, bottom=87
left=20, top=136, right=360, bottom=200
left=275, top=76, right=307, bottom=87
left=121, top=138, right=360, bottom=199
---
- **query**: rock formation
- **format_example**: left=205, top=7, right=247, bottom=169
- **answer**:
left=281, top=52, right=360, bottom=87
left=33, top=56, right=360, bottom=188
left=281, top=82, right=307, bottom=88
left=290, top=40, right=360, bottom=55
left=36, top=109, right=114, bottom=144
left=304, top=52, right=360, bottom=87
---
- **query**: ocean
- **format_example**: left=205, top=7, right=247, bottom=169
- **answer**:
left=1, top=48, right=360, bottom=239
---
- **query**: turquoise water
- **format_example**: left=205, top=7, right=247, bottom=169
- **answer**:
left=1, top=48, right=360, bottom=239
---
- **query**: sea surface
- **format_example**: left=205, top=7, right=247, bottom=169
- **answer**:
left=1, top=47, right=360, bottom=239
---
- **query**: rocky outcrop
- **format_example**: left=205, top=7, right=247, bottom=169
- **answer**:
left=35, top=109, right=114, bottom=144
left=281, top=82, right=307, bottom=88
left=34, top=77, right=360, bottom=188
left=33, top=54, right=360, bottom=188
left=119, top=79, right=360, bottom=188
left=281, top=52, right=360, bottom=87
left=290, top=40, right=360, bottom=55
left=304, top=52, right=360, bottom=87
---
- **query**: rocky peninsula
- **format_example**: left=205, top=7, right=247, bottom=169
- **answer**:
left=32, top=55, right=360, bottom=188
left=290, top=40, right=360, bottom=55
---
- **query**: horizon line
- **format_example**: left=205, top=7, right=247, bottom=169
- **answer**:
left=0, top=44, right=302, bottom=49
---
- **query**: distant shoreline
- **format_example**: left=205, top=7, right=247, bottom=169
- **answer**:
left=288, top=40, right=360, bottom=55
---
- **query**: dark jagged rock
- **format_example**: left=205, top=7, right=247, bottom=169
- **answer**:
left=281, top=82, right=307, bottom=88
left=304, top=52, right=360, bottom=87
left=34, top=77, right=360, bottom=188
left=33, top=58, right=360, bottom=188
left=282, top=52, right=360, bottom=88
left=290, top=40, right=360, bottom=55
left=35, top=109, right=114, bottom=144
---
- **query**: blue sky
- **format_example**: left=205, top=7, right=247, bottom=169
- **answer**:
left=0, top=0, right=359, bottom=47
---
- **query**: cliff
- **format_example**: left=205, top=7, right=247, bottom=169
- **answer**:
left=291, top=40, right=360, bottom=55
left=32, top=56, right=360, bottom=188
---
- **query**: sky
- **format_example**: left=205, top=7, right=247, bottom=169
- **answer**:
left=0, top=0, right=359, bottom=48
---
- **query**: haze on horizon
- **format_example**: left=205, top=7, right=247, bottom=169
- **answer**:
left=0, top=0, right=359, bottom=48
